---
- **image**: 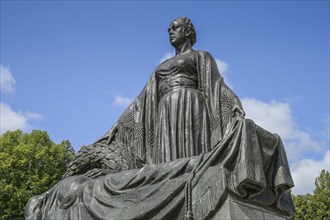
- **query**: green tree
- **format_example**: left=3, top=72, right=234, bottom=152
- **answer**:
left=292, top=169, right=330, bottom=220
left=291, top=194, right=312, bottom=219
left=79, top=145, right=89, bottom=152
left=0, top=130, right=75, bottom=220
left=314, top=169, right=330, bottom=194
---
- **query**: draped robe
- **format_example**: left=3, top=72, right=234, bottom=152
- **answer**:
left=25, top=51, right=295, bottom=220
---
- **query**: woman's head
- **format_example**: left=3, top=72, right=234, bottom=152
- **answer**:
left=168, top=17, right=197, bottom=47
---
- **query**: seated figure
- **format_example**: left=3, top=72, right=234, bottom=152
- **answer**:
left=25, top=17, right=295, bottom=220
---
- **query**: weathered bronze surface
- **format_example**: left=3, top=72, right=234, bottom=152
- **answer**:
left=25, top=17, right=295, bottom=220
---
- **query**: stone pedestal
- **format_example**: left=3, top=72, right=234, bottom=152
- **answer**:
left=211, top=194, right=290, bottom=220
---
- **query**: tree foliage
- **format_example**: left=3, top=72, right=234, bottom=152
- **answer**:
left=0, top=130, right=75, bottom=220
left=314, top=169, right=330, bottom=194
left=291, top=169, right=330, bottom=220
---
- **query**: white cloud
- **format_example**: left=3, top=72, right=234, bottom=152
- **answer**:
left=113, top=95, right=132, bottom=107
left=0, top=102, right=43, bottom=134
left=0, top=66, right=43, bottom=134
left=0, top=65, right=16, bottom=94
left=241, top=98, right=322, bottom=160
left=241, top=99, right=293, bottom=138
left=25, top=112, right=44, bottom=121
left=215, top=59, right=233, bottom=88
left=160, top=52, right=175, bottom=63
left=215, top=59, right=229, bottom=75
left=290, top=150, right=330, bottom=195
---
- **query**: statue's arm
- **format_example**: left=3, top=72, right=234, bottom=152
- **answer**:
left=231, top=95, right=245, bottom=119
left=202, top=50, right=245, bottom=120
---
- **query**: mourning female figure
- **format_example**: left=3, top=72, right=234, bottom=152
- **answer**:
left=25, top=17, right=295, bottom=220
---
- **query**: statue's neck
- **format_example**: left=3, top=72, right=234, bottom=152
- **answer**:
left=175, top=41, right=193, bottom=55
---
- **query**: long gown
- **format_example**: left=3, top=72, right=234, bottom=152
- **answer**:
left=154, top=51, right=211, bottom=163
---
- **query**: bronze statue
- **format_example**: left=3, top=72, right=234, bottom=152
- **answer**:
left=25, top=17, right=295, bottom=220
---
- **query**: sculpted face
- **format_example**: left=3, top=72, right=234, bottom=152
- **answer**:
left=168, top=19, right=188, bottom=47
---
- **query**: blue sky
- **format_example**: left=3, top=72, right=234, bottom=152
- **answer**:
left=1, top=1, right=329, bottom=195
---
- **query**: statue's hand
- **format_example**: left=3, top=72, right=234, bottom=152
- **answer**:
left=106, top=129, right=117, bottom=145
left=106, top=122, right=118, bottom=144
left=83, top=168, right=112, bottom=179
left=231, top=106, right=245, bottom=119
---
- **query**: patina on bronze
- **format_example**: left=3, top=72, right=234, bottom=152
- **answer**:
left=25, top=17, right=295, bottom=220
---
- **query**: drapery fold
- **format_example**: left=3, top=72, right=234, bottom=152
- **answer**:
left=25, top=51, right=295, bottom=220
left=25, top=118, right=295, bottom=220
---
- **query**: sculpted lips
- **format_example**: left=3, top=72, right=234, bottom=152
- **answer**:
left=170, top=36, right=176, bottom=42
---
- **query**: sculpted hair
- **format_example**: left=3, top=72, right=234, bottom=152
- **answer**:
left=175, top=17, right=197, bottom=46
